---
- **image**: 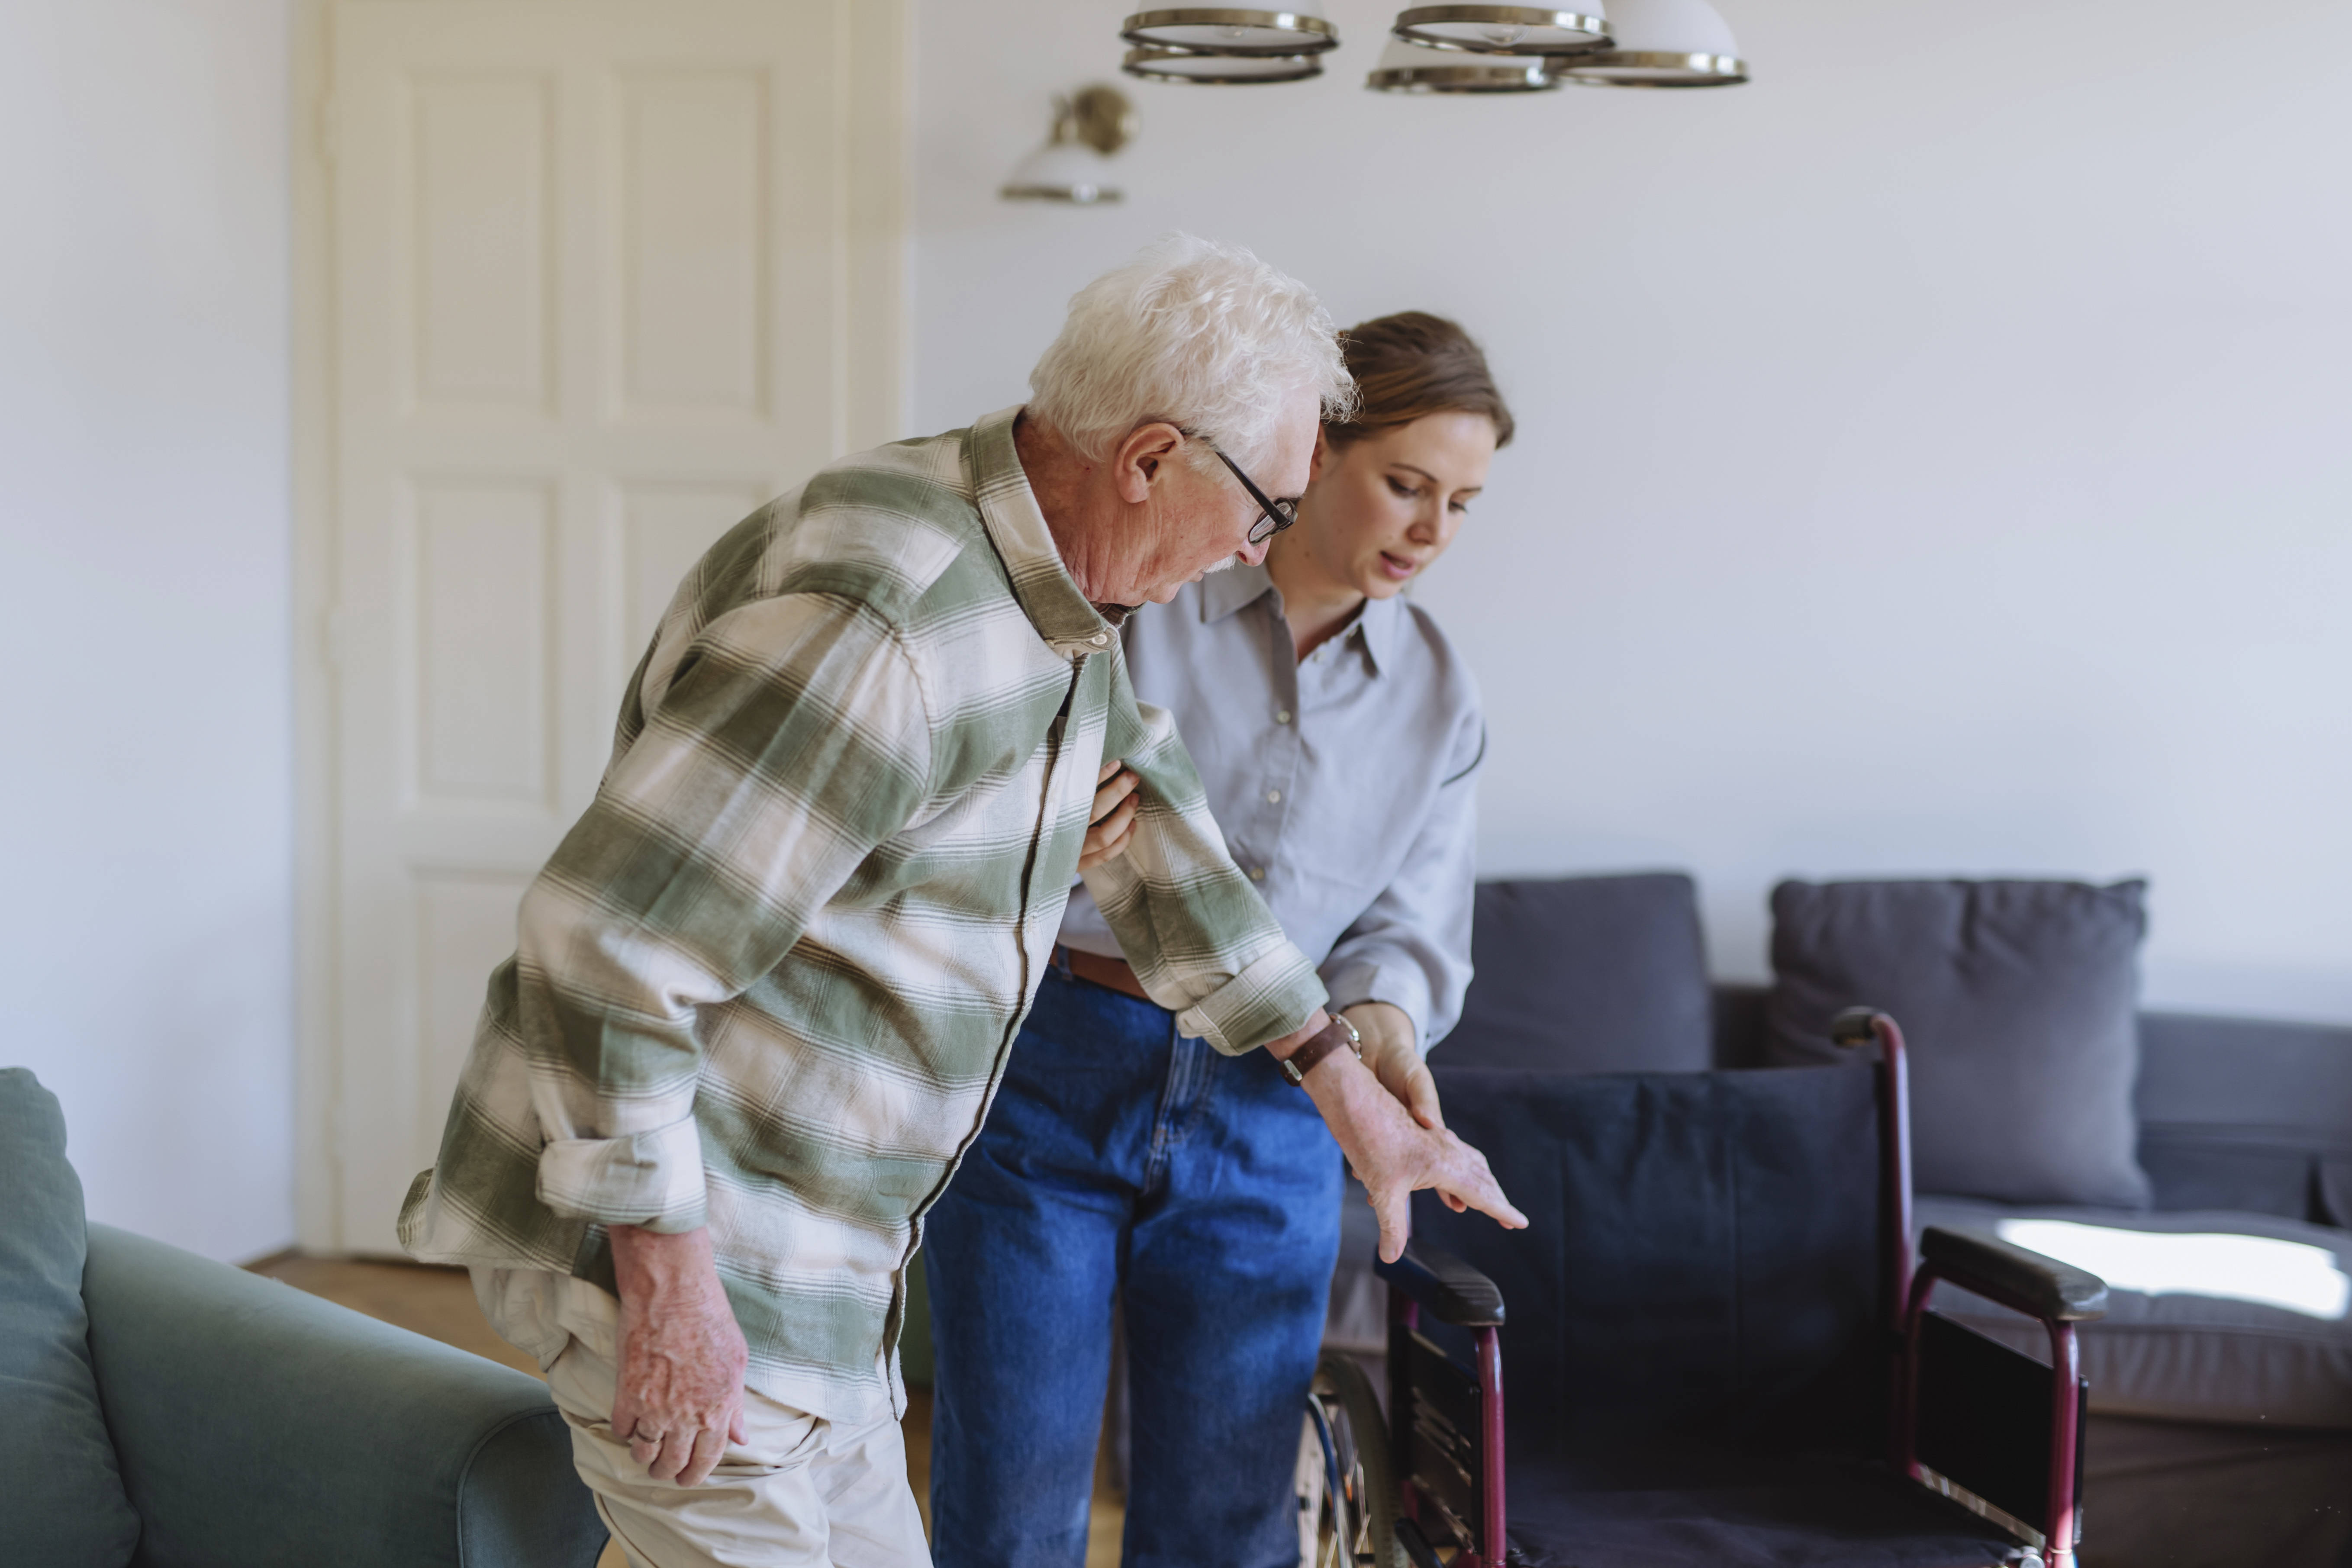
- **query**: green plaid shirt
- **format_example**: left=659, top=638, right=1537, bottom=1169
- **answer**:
left=400, top=408, right=1326, bottom=1417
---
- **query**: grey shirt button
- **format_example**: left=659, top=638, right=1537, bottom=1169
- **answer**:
left=1266, top=789, right=1282, bottom=804
left=1248, top=866, right=1266, bottom=881
left=1274, top=708, right=1292, bottom=725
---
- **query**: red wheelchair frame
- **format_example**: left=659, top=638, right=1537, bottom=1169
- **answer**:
left=1352, top=1008, right=2109, bottom=1568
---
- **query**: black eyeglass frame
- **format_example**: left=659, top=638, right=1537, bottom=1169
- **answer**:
left=1188, top=432, right=1302, bottom=547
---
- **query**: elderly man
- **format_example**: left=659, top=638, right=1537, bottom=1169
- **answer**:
left=400, top=235, right=1523, bottom=1568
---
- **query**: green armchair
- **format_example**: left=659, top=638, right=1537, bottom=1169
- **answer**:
left=1, top=1067, right=607, bottom=1568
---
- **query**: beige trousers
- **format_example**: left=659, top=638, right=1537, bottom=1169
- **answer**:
left=543, top=1337, right=934, bottom=1568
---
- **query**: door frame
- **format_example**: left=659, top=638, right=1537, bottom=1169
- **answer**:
left=289, top=0, right=911, bottom=1250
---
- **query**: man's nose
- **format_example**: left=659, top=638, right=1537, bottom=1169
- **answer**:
left=1237, top=534, right=1272, bottom=568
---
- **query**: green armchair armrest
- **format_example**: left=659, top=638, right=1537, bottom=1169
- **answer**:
left=81, top=1225, right=605, bottom=1568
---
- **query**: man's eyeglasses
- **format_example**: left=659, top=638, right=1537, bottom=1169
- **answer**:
left=1197, top=438, right=1301, bottom=547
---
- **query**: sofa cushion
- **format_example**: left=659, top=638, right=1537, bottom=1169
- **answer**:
left=1766, top=878, right=2151, bottom=1208
left=2133, top=1010, right=2352, bottom=1224
left=1440, top=874, right=1713, bottom=1072
left=0, top=1068, right=142, bottom=1566
left=1919, top=1196, right=2352, bottom=1430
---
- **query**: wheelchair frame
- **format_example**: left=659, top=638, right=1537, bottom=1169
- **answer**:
left=1358, top=1007, right=2111, bottom=1568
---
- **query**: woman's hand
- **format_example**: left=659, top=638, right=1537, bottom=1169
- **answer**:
left=1078, top=759, right=1142, bottom=872
left=1345, top=1001, right=1470, bottom=1211
left=1344, top=1001, right=1443, bottom=1129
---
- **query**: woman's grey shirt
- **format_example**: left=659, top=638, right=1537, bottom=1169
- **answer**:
left=1058, top=563, right=1484, bottom=1051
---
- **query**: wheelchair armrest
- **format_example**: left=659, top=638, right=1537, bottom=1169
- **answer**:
left=1920, top=1225, right=2108, bottom=1323
left=1374, top=1240, right=1505, bottom=1327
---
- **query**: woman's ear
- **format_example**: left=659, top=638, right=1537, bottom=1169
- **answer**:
left=1308, top=427, right=1336, bottom=483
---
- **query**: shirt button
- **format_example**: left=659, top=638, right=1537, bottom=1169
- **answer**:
left=1266, top=789, right=1282, bottom=804
left=1089, top=632, right=1108, bottom=646
left=1274, top=709, right=1292, bottom=725
left=1248, top=866, right=1266, bottom=882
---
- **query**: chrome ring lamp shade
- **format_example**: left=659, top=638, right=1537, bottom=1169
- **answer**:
left=1123, top=45, right=1324, bottom=84
left=1550, top=0, right=1748, bottom=84
left=1120, top=7, right=1339, bottom=55
left=1389, top=6, right=1609, bottom=55
left=1555, top=50, right=1744, bottom=84
left=1365, top=38, right=1556, bottom=92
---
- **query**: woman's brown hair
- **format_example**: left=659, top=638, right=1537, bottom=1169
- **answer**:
left=1325, top=311, right=1515, bottom=451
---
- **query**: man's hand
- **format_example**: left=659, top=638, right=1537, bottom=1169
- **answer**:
left=609, top=1225, right=749, bottom=1488
left=1269, top=1011, right=1525, bottom=1263
left=1078, top=758, right=1141, bottom=872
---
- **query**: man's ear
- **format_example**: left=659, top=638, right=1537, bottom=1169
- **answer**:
left=1113, top=422, right=1186, bottom=507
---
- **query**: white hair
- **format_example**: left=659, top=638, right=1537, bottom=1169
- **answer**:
left=1027, top=234, right=1355, bottom=472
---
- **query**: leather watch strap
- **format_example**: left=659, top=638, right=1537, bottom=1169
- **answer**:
left=1278, top=1013, right=1361, bottom=1087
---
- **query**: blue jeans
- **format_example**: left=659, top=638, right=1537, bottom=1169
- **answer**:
left=924, top=967, right=1343, bottom=1568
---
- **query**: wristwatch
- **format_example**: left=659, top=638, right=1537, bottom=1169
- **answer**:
left=1277, top=1011, right=1362, bottom=1087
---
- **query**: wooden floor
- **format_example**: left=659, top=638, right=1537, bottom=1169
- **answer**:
left=250, top=1254, right=1126, bottom=1568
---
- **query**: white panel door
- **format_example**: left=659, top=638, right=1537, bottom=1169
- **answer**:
left=323, top=0, right=904, bottom=1251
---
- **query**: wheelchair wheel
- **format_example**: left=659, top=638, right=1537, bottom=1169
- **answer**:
left=1296, top=1349, right=1406, bottom=1568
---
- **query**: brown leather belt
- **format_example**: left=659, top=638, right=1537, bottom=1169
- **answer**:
left=1052, top=943, right=1155, bottom=1005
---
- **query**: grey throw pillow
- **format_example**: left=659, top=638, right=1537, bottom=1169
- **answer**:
left=0, top=1068, right=142, bottom=1565
left=1765, top=879, right=2152, bottom=1208
left=1442, top=874, right=1713, bottom=1073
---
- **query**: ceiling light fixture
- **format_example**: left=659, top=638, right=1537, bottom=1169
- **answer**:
left=1000, top=85, right=1138, bottom=204
left=1120, top=6, right=1339, bottom=57
left=1388, top=5, right=1610, bottom=56
left=1364, top=37, right=1557, bottom=93
left=1122, top=44, right=1325, bottom=84
left=1550, top=0, right=1747, bottom=86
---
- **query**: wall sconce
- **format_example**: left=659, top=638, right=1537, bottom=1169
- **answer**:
left=1000, top=85, right=1140, bottom=204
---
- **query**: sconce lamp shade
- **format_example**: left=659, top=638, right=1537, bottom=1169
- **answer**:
left=1552, top=0, right=1746, bottom=84
left=1001, top=85, right=1136, bottom=203
left=1124, top=45, right=1324, bottom=83
left=1365, top=37, right=1556, bottom=92
left=1001, top=142, right=1124, bottom=203
left=1390, top=6, right=1609, bottom=55
left=1121, top=6, right=1338, bottom=55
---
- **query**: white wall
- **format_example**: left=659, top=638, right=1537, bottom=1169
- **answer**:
left=912, top=0, right=2352, bottom=1022
left=0, top=0, right=294, bottom=1260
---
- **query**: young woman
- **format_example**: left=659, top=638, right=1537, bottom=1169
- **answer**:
left=925, top=313, right=1512, bottom=1568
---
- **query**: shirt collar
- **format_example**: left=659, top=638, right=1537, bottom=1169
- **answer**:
left=1199, top=561, right=1278, bottom=624
left=1199, top=561, right=1403, bottom=676
left=967, top=406, right=1119, bottom=659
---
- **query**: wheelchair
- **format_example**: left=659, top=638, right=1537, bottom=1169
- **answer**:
left=1295, top=1009, right=2110, bottom=1568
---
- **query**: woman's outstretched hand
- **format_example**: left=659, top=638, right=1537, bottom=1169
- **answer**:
left=1078, top=758, right=1142, bottom=872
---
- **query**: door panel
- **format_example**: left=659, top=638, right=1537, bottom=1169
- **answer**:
left=325, top=0, right=903, bottom=1250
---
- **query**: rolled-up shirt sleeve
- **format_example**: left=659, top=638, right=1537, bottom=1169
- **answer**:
left=1082, top=666, right=1328, bottom=1056
left=1320, top=710, right=1483, bottom=1053
left=512, top=593, right=932, bottom=1232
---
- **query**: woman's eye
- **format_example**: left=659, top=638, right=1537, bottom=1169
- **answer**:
left=1449, top=499, right=1471, bottom=515
left=1386, top=477, right=1421, bottom=499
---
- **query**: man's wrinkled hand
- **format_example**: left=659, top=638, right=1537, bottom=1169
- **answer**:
left=1275, top=1014, right=1524, bottom=1263
left=609, top=1225, right=750, bottom=1488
